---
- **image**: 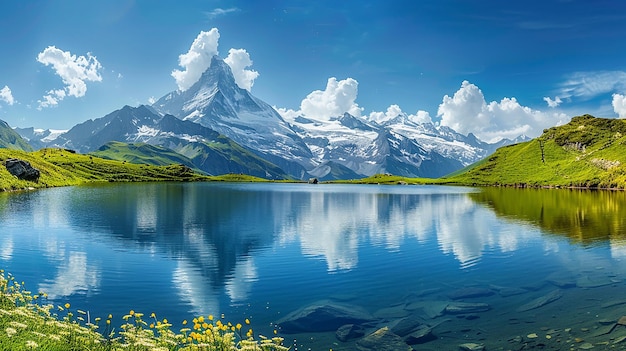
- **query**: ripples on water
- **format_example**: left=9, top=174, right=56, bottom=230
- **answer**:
left=2, top=183, right=626, bottom=350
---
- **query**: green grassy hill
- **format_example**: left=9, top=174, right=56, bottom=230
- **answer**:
left=0, top=148, right=206, bottom=191
left=0, top=119, right=32, bottom=151
left=90, top=141, right=202, bottom=172
left=445, top=114, right=626, bottom=189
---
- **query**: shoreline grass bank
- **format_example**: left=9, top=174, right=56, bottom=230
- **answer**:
left=0, top=269, right=289, bottom=351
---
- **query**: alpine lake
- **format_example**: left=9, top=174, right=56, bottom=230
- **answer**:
left=3, top=182, right=626, bottom=350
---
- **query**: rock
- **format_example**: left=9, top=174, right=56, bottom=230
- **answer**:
left=578, top=342, right=594, bottom=349
left=448, top=287, right=494, bottom=300
left=405, top=300, right=448, bottom=319
left=356, top=327, right=412, bottom=351
left=336, top=324, right=365, bottom=342
left=373, top=305, right=410, bottom=319
left=490, top=284, right=527, bottom=297
left=276, top=300, right=376, bottom=333
left=405, top=324, right=436, bottom=345
left=577, top=275, right=615, bottom=288
left=390, top=314, right=427, bottom=337
left=516, top=289, right=562, bottom=312
left=445, top=302, right=491, bottom=314
left=546, top=272, right=577, bottom=288
left=459, top=342, right=485, bottom=351
left=4, top=158, right=40, bottom=181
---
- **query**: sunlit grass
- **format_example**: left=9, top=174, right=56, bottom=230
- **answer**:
left=0, top=269, right=289, bottom=350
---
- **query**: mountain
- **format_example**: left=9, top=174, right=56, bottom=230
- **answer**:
left=14, top=56, right=528, bottom=181
left=13, top=127, right=66, bottom=150
left=0, top=119, right=33, bottom=151
left=287, top=111, right=521, bottom=178
left=447, top=114, right=626, bottom=188
left=34, top=105, right=288, bottom=179
left=153, top=56, right=315, bottom=179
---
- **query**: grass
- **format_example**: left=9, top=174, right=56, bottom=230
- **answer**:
left=442, top=115, right=626, bottom=189
left=339, top=115, right=626, bottom=189
left=0, top=269, right=290, bottom=351
left=0, top=148, right=284, bottom=193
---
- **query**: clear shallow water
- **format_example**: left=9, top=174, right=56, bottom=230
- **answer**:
left=2, top=183, right=626, bottom=350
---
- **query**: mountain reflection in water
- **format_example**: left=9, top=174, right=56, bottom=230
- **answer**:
left=2, top=183, right=626, bottom=350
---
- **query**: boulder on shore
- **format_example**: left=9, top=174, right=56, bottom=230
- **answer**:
left=276, top=300, right=376, bottom=333
left=4, top=158, right=40, bottom=181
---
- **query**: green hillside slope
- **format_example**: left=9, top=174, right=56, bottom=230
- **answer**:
left=0, top=148, right=206, bottom=191
left=91, top=141, right=201, bottom=171
left=0, top=119, right=33, bottom=151
left=446, top=115, right=626, bottom=188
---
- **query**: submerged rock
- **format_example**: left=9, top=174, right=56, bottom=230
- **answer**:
left=356, top=327, right=412, bottom=351
left=405, top=300, right=448, bottom=319
left=516, top=289, right=562, bottom=312
left=404, top=324, right=436, bottom=345
left=459, top=342, right=485, bottom=351
left=336, top=324, right=366, bottom=342
left=445, top=302, right=491, bottom=314
left=390, top=314, right=428, bottom=337
left=448, top=287, right=494, bottom=300
left=276, top=300, right=376, bottom=333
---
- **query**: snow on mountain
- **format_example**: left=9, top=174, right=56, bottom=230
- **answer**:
left=378, top=113, right=490, bottom=166
left=153, top=56, right=314, bottom=179
left=287, top=112, right=465, bottom=178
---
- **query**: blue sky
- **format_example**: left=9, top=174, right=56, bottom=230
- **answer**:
left=1, top=0, right=626, bottom=142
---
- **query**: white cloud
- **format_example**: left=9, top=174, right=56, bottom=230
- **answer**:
left=224, top=48, right=259, bottom=91
left=205, top=7, right=240, bottom=19
left=0, top=85, right=14, bottom=105
left=172, top=28, right=220, bottom=91
left=543, top=96, right=562, bottom=108
left=36, top=46, right=102, bottom=107
left=367, top=104, right=433, bottom=125
left=438, top=80, right=567, bottom=142
left=37, top=89, right=66, bottom=110
left=297, top=77, right=363, bottom=120
left=613, top=93, right=626, bottom=118
left=559, top=71, right=626, bottom=100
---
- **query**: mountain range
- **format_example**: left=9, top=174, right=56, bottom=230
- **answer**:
left=7, top=55, right=527, bottom=180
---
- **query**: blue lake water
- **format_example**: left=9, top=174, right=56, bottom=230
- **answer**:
left=2, top=182, right=626, bottom=350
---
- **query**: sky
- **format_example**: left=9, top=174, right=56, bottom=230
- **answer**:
left=1, top=0, right=626, bottom=142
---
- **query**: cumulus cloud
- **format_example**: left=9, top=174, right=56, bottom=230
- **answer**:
left=438, top=80, right=567, bottom=142
left=367, top=104, right=433, bottom=125
left=543, top=96, right=562, bottom=108
left=0, top=85, right=15, bottom=105
left=36, top=46, right=102, bottom=109
left=295, top=77, right=363, bottom=120
left=38, top=89, right=66, bottom=109
left=613, top=93, right=626, bottom=118
left=224, top=48, right=259, bottom=91
left=37, top=46, right=102, bottom=97
left=172, top=28, right=220, bottom=91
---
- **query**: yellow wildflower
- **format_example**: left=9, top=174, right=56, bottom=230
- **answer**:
left=64, top=303, right=70, bottom=309
left=208, top=314, right=213, bottom=321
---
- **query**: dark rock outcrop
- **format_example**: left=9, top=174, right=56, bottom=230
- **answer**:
left=4, top=158, right=40, bottom=181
